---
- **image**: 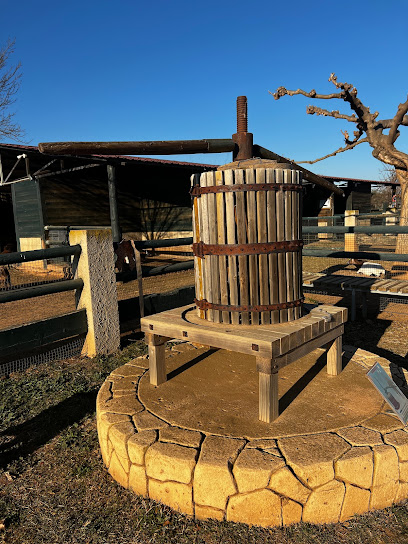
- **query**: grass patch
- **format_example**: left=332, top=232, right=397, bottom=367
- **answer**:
left=1, top=335, right=408, bottom=542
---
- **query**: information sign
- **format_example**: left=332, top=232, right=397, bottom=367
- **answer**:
left=367, top=362, right=408, bottom=425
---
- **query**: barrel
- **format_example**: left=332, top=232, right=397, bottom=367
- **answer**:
left=191, top=163, right=303, bottom=325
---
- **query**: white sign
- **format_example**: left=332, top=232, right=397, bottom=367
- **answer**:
left=367, top=362, right=408, bottom=425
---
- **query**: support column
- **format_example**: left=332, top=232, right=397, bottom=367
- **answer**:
left=327, top=335, right=342, bottom=376
left=146, top=333, right=168, bottom=385
left=69, top=228, right=120, bottom=357
left=344, top=210, right=359, bottom=252
left=259, top=371, right=279, bottom=423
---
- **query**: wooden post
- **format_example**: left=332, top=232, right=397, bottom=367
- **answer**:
left=259, top=371, right=279, bottom=423
left=146, top=333, right=167, bottom=386
left=344, top=210, right=359, bottom=252
left=107, top=165, right=121, bottom=244
left=327, top=335, right=342, bottom=376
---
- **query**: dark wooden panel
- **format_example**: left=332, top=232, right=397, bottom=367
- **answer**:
left=0, top=309, right=87, bottom=360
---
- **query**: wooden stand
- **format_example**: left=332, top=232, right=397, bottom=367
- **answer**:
left=141, top=304, right=347, bottom=423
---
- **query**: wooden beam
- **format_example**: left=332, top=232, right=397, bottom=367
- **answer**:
left=38, top=139, right=236, bottom=156
left=253, top=145, right=345, bottom=197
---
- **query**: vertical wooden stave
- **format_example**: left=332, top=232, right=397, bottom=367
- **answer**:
left=275, top=169, right=287, bottom=322
left=206, top=171, right=221, bottom=323
left=256, top=168, right=270, bottom=325
left=200, top=172, right=213, bottom=321
left=284, top=170, right=294, bottom=321
left=296, top=170, right=304, bottom=319
left=224, top=169, right=239, bottom=324
left=266, top=169, right=279, bottom=324
left=246, top=168, right=259, bottom=325
left=235, top=169, right=250, bottom=325
left=216, top=170, right=230, bottom=323
left=191, top=173, right=205, bottom=319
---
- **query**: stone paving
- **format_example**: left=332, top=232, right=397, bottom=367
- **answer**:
left=96, top=343, right=408, bottom=527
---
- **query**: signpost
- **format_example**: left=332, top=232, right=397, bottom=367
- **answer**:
left=367, top=362, right=408, bottom=424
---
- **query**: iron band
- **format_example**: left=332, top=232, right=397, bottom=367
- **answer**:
left=194, top=298, right=304, bottom=313
left=192, top=240, right=303, bottom=258
left=190, top=183, right=302, bottom=197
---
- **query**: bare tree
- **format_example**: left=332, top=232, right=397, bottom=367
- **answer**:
left=271, top=74, right=408, bottom=251
left=0, top=39, right=24, bottom=141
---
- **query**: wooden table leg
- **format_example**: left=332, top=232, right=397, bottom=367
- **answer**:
left=258, top=371, right=279, bottom=423
left=145, top=333, right=168, bottom=386
left=327, top=335, right=342, bottom=376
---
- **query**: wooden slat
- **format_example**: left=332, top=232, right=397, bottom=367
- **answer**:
left=284, top=169, right=294, bottom=321
left=224, top=169, right=239, bottom=324
left=266, top=169, right=279, bottom=324
left=191, top=173, right=205, bottom=319
left=207, top=170, right=221, bottom=323
left=215, top=170, right=230, bottom=323
left=246, top=167, right=259, bottom=324
left=256, top=168, right=269, bottom=324
left=275, top=169, right=287, bottom=322
left=275, top=325, right=344, bottom=370
left=235, top=169, right=250, bottom=325
left=200, top=172, right=213, bottom=321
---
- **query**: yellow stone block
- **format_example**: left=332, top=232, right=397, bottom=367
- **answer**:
left=129, top=464, right=148, bottom=497
left=97, top=412, right=130, bottom=450
left=109, top=421, right=136, bottom=461
left=145, top=442, right=198, bottom=484
left=108, top=450, right=129, bottom=489
left=340, top=485, right=371, bottom=521
left=97, top=381, right=112, bottom=406
left=233, top=448, right=285, bottom=493
left=148, top=479, right=193, bottom=515
left=336, top=427, right=383, bottom=446
left=400, top=461, right=408, bottom=482
left=194, top=504, right=225, bottom=521
left=278, top=434, right=350, bottom=489
left=110, top=376, right=139, bottom=395
left=281, top=498, right=303, bottom=526
left=103, top=395, right=144, bottom=416
left=395, top=482, right=408, bottom=503
left=128, top=430, right=157, bottom=465
left=334, top=446, right=373, bottom=489
left=372, top=445, right=399, bottom=487
left=302, top=480, right=345, bottom=524
left=384, top=430, right=408, bottom=462
left=110, top=365, right=145, bottom=378
left=159, top=427, right=202, bottom=449
left=268, top=467, right=311, bottom=504
left=193, top=436, right=245, bottom=510
left=362, top=414, right=403, bottom=434
left=370, top=481, right=399, bottom=510
left=126, top=357, right=149, bottom=369
left=226, top=489, right=282, bottom=527
left=133, top=411, right=169, bottom=432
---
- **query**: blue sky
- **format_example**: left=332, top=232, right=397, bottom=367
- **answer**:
left=3, top=0, right=408, bottom=180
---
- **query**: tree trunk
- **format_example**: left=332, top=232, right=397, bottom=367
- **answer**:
left=395, top=168, right=408, bottom=254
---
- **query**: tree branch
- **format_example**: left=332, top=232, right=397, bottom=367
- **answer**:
left=296, top=138, right=368, bottom=164
left=388, top=96, right=408, bottom=144
left=269, top=87, right=344, bottom=101
left=377, top=116, right=408, bottom=129
left=306, top=105, right=357, bottom=122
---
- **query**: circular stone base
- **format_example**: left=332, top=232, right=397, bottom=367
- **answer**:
left=96, top=345, right=408, bottom=527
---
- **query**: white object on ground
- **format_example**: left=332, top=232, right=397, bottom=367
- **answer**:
left=357, top=262, right=386, bottom=277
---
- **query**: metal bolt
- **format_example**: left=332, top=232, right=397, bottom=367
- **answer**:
left=237, top=96, right=248, bottom=133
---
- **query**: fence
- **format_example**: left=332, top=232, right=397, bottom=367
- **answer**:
left=0, top=229, right=120, bottom=376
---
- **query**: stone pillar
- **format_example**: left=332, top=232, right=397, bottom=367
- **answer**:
left=344, top=210, right=359, bottom=252
left=69, top=228, right=120, bottom=357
